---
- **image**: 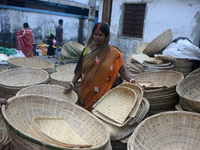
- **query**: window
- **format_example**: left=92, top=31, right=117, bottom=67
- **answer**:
left=123, top=4, right=146, bottom=38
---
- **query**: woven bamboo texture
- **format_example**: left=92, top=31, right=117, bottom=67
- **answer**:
left=7, top=57, right=54, bottom=74
left=176, top=74, right=200, bottom=112
left=132, top=70, right=184, bottom=97
left=0, top=68, right=49, bottom=98
left=128, top=111, right=200, bottom=150
left=56, top=63, right=77, bottom=72
left=186, top=67, right=200, bottom=78
left=97, top=98, right=149, bottom=141
left=0, top=66, right=8, bottom=73
left=143, top=29, right=172, bottom=57
left=16, top=84, right=78, bottom=104
left=93, top=86, right=137, bottom=124
left=172, top=58, right=193, bottom=77
left=1, top=95, right=110, bottom=150
left=0, top=128, right=11, bottom=149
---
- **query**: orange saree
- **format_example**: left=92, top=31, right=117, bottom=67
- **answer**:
left=78, top=46, right=124, bottom=112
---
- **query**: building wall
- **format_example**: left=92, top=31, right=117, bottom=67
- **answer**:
left=98, top=0, right=200, bottom=60
left=0, top=8, right=89, bottom=47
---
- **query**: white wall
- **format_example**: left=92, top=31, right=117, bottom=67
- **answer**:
left=98, top=0, right=200, bottom=60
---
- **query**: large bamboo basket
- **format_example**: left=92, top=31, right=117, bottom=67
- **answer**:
left=186, top=67, right=200, bottom=78
left=143, top=29, right=172, bottom=57
left=128, top=111, right=200, bottom=150
left=176, top=74, right=200, bottom=112
left=172, top=58, right=193, bottom=77
left=7, top=57, right=54, bottom=74
left=132, top=70, right=184, bottom=97
left=0, top=68, right=49, bottom=98
left=50, top=69, right=80, bottom=93
left=1, top=95, right=110, bottom=150
left=0, top=128, right=11, bottom=149
left=56, top=63, right=77, bottom=72
left=16, top=84, right=78, bottom=104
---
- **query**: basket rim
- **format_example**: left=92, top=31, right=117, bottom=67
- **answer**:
left=1, top=95, right=110, bottom=150
left=176, top=74, right=200, bottom=103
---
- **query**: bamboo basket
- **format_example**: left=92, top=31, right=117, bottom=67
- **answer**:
left=0, top=68, right=49, bottom=98
left=0, top=129, right=11, bottom=150
left=143, top=29, right=173, bottom=57
left=132, top=70, right=184, bottom=97
left=128, top=111, right=200, bottom=150
left=176, top=74, right=200, bottom=112
left=186, top=67, right=200, bottom=78
left=1, top=95, right=110, bottom=150
left=56, top=63, right=77, bottom=72
left=16, top=84, right=78, bottom=104
left=0, top=66, right=8, bottom=73
left=93, top=87, right=137, bottom=125
left=172, top=58, right=193, bottom=77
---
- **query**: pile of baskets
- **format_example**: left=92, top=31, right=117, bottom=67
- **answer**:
left=0, top=66, right=8, bottom=73
left=132, top=70, right=184, bottom=115
left=61, top=41, right=85, bottom=63
left=0, top=68, right=49, bottom=98
left=7, top=57, right=55, bottom=74
left=128, top=111, right=200, bottom=150
left=176, top=73, right=200, bottom=112
left=1, top=95, right=110, bottom=150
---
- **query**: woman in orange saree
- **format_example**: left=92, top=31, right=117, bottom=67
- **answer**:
left=16, top=23, right=34, bottom=57
left=64, top=22, right=136, bottom=112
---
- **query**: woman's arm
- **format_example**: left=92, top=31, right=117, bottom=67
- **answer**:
left=119, top=65, right=135, bottom=83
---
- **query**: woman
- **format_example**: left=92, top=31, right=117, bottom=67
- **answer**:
left=16, top=23, right=34, bottom=57
left=64, top=22, right=135, bottom=112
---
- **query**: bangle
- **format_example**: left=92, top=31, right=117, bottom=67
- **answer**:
left=129, top=78, right=135, bottom=83
left=69, top=82, right=74, bottom=88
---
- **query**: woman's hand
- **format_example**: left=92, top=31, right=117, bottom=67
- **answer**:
left=63, top=85, right=73, bottom=95
left=0, top=98, right=9, bottom=109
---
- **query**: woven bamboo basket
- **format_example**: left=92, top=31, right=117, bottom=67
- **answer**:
left=7, top=57, right=54, bottom=74
left=186, top=67, right=200, bottom=78
left=93, top=86, right=137, bottom=125
left=176, top=74, right=200, bottom=112
left=1, top=95, right=110, bottom=150
left=145, top=92, right=179, bottom=111
left=0, top=66, right=8, bottom=73
left=128, top=111, right=200, bottom=150
left=0, top=68, right=49, bottom=98
left=132, top=70, right=184, bottom=97
left=143, top=29, right=172, bottom=57
left=172, top=58, right=193, bottom=77
left=56, top=63, right=77, bottom=72
left=50, top=69, right=80, bottom=93
left=97, top=98, right=149, bottom=141
left=68, top=41, right=85, bottom=55
left=16, top=84, right=78, bottom=104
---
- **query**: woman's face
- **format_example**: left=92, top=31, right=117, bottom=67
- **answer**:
left=93, top=29, right=106, bottom=46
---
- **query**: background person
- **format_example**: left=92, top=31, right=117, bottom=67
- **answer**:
left=47, top=34, right=55, bottom=58
left=16, top=23, right=34, bottom=57
left=55, top=19, right=63, bottom=59
left=64, top=22, right=136, bottom=112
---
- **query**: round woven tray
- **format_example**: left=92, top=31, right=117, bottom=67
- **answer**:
left=186, top=67, right=200, bottom=78
left=0, top=68, right=49, bottom=98
left=1, top=95, right=110, bottom=150
left=143, top=29, right=172, bottom=57
left=56, top=63, right=77, bottom=72
left=133, top=70, right=184, bottom=97
left=0, top=66, right=8, bottom=73
left=176, top=74, right=200, bottom=112
left=16, top=84, right=78, bottom=104
left=7, top=57, right=54, bottom=74
left=128, top=111, right=200, bottom=150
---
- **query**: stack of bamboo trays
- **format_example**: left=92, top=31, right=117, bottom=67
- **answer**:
left=0, top=68, right=49, bottom=98
left=132, top=70, right=184, bottom=115
left=7, top=57, right=54, bottom=74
